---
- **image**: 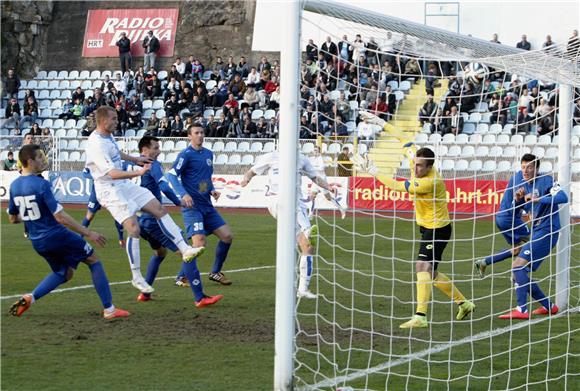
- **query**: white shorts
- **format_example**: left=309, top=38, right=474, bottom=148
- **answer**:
left=266, top=196, right=311, bottom=238
left=96, top=180, right=156, bottom=224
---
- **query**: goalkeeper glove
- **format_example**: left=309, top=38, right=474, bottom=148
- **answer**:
left=359, top=110, right=386, bottom=128
left=352, top=154, right=379, bottom=177
left=403, top=142, right=416, bottom=161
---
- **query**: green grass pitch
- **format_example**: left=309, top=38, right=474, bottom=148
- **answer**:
left=1, top=208, right=578, bottom=390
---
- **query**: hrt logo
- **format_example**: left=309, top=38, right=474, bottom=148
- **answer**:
left=87, top=39, right=103, bottom=48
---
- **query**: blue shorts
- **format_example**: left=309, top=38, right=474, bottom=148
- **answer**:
left=519, top=231, right=559, bottom=271
left=32, top=230, right=94, bottom=273
left=496, top=217, right=530, bottom=246
left=139, top=216, right=178, bottom=252
left=182, top=206, right=226, bottom=239
left=87, top=189, right=101, bottom=213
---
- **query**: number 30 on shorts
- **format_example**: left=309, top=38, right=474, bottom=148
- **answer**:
left=193, top=222, right=204, bottom=231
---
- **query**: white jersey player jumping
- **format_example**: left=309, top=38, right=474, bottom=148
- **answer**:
left=241, top=151, right=334, bottom=299
left=85, top=106, right=205, bottom=294
left=308, top=145, right=346, bottom=219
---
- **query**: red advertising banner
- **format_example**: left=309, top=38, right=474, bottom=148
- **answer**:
left=82, top=9, right=179, bottom=57
left=349, top=177, right=509, bottom=214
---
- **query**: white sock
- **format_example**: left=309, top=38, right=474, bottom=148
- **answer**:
left=298, top=255, right=313, bottom=292
left=104, top=305, right=116, bottom=314
left=157, top=214, right=189, bottom=253
left=126, top=237, right=142, bottom=279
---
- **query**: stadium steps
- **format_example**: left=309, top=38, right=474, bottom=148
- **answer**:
left=365, top=79, right=448, bottom=176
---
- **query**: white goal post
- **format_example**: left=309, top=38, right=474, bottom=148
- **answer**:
left=275, top=0, right=577, bottom=390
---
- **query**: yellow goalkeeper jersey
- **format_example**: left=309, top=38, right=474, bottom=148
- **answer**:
left=383, top=167, right=450, bottom=229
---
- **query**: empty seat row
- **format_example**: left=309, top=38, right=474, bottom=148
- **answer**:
left=39, top=119, right=86, bottom=130
left=212, top=140, right=276, bottom=154
left=403, top=158, right=566, bottom=174
left=301, top=141, right=368, bottom=155
left=433, top=159, right=558, bottom=173
left=213, top=154, right=256, bottom=166
left=416, top=132, right=572, bottom=147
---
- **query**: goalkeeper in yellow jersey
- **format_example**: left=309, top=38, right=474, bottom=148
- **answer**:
left=355, top=113, right=475, bottom=329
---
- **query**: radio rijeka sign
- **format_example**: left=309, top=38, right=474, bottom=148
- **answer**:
left=82, top=9, right=179, bottom=57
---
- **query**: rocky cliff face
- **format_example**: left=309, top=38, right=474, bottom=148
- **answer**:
left=1, top=0, right=273, bottom=79
left=1, top=0, right=54, bottom=78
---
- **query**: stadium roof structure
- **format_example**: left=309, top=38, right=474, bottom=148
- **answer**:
left=303, top=0, right=580, bottom=86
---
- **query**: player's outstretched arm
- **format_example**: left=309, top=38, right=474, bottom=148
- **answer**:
left=108, top=164, right=151, bottom=180
left=359, top=110, right=413, bottom=144
left=120, top=152, right=152, bottom=166
left=352, top=154, right=404, bottom=191
left=241, top=169, right=256, bottom=187
left=54, top=210, right=107, bottom=247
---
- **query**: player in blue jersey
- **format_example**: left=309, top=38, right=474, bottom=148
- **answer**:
left=497, top=154, right=568, bottom=319
left=7, top=144, right=130, bottom=319
left=167, top=124, right=235, bottom=286
left=474, top=164, right=531, bottom=277
left=135, top=136, right=223, bottom=307
left=81, top=167, right=126, bottom=247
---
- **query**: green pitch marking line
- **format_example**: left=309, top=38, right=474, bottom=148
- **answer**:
left=0, top=265, right=275, bottom=300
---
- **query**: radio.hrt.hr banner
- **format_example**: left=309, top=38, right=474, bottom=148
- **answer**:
left=82, top=8, right=179, bottom=57
left=349, top=177, right=510, bottom=215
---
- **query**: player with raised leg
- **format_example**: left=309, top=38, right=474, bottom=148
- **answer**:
left=81, top=167, right=126, bottom=247
left=498, top=154, right=568, bottom=319
left=474, top=158, right=530, bottom=277
left=8, top=145, right=130, bottom=320
left=166, top=124, right=235, bottom=287
left=135, top=136, right=222, bottom=307
left=241, top=150, right=335, bottom=299
left=308, top=145, right=346, bottom=219
left=355, top=112, right=475, bottom=328
left=85, top=106, right=205, bottom=295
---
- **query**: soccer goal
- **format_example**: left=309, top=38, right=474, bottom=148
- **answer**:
left=274, top=1, right=579, bottom=390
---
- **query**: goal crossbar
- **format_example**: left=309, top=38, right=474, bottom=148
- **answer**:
left=304, top=0, right=580, bottom=85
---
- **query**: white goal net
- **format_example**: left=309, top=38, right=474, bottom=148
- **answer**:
left=286, top=1, right=580, bottom=390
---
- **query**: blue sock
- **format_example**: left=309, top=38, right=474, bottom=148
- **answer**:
left=82, top=217, right=90, bottom=227
left=485, top=248, right=513, bottom=265
left=512, top=267, right=530, bottom=313
left=145, top=255, right=165, bottom=286
left=32, top=271, right=67, bottom=300
left=176, top=263, right=186, bottom=279
left=212, top=241, right=231, bottom=273
left=530, top=281, right=551, bottom=310
left=182, top=260, right=204, bottom=301
left=115, top=221, right=124, bottom=241
left=89, top=261, right=113, bottom=309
